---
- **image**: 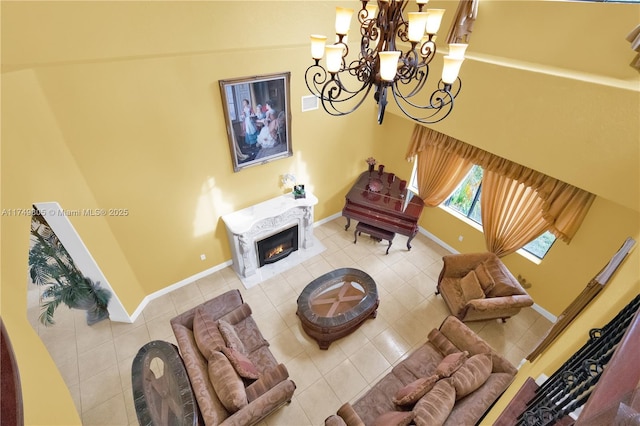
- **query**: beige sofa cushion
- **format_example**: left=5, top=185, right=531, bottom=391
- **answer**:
left=221, top=346, right=259, bottom=380
left=207, top=351, right=248, bottom=413
left=435, top=351, right=469, bottom=378
left=373, top=411, right=414, bottom=426
left=483, top=258, right=523, bottom=297
left=450, top=353, right=493, bottom=399
left=193, top=307, right=225, bottom=359
left=218, top=319, right=246, bottom=353
left=393, top=375, right=438, bottom=406
left=460, top=271, right=486, bottom=302
left=473, top=263, right=495, bottom=293
left=413, top=379, right=456, bottom=426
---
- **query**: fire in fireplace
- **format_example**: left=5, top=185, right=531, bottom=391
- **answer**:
left=257, top=225, right=299, bottom=267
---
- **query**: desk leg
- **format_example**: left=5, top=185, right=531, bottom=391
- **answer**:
left=344, top=217, right=351, bottom=231
left=406, top=235, right=415, bottom=251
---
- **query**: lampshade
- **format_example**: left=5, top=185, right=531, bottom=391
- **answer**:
left=379, top=51, right=401, bottom=82
left=448, top=43, right=468, bottom=60
left=441, top=56, right=464, bottom=84
left=425, top=9, right=445, bottom=35
left=310, top=35, right=327, bottom=60
left=326, top=45, right=344, bottom=73
left=335, top=7, right=354, bottom=36
left=416, top=0, right=429, bottom=4
left=408, top=12, right=428, bottom=42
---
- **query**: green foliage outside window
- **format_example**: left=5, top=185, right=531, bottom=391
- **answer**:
left=442, top=165, right=556, bottom=259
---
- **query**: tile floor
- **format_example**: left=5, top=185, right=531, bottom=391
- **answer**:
left=28, top=217, right=552, bottom=425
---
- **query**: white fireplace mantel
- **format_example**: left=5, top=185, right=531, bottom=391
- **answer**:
left=222, top=192, right=320, bottom=286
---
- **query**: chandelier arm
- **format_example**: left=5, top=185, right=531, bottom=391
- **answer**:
left=394, top=77, right=461, bottom=110
left=305, top=62, right=372, bottom=104
left=389, top=81, right=459, bottom=124
left=304, top=63, right=330, bottom=98
left=316, top=75, right=375, bottom=117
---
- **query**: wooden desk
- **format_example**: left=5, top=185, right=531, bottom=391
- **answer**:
left=342, top=170, right=424, bottom=250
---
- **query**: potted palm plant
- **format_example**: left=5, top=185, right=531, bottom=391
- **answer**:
left=28, top=214, right=111, bottom=326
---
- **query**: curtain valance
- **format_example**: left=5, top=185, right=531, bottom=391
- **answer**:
left=406, top=125, right=595, bottom=244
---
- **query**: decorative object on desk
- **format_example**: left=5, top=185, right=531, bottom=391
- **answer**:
left=220, top=72, right=292, bottom=172
left=305, top=1, right=476, bottom=124
left=378, top=164, right=385, bottom=175
left=281, top=173, right=297, bottom=190
left=367, top=178, right=384, bottom=193
left=293, top=184, right=306, bottom=199
left=366, top=157, right=376, bottom=173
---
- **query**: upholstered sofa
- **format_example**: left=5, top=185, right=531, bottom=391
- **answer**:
left=325, top=316, right=518, bottom=426
left=171, top=289, right=296, bottom=425
left=436, top=252, right=534, bottom=322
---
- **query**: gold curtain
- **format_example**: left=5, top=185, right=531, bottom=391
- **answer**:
left=481, top=171, right=550, bottom=257
left=406, top=125, right=596, bottom=250
left=409, top=125, right=473, bottom=206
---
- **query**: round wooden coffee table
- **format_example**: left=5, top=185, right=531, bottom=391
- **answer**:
left=296, top=268, right=379, bottom=350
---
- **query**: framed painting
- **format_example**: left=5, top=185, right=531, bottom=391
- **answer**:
left=219, top=72, right=292, bottom=172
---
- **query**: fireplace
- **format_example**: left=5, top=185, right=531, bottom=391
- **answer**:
left=221, top=192, right=325, bottom=288
left=257, top=225, right=299, bottom=267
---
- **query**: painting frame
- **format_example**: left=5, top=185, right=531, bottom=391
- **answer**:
left=219, top=72, right=292, bottom=172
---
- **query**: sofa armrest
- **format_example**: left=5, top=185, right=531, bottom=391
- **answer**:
left=335, top=402, right=365, bottom=426
left=245, top=363, right=290, bottom=402
left=438, top=316, right=518, bottom=375
left=219, top=303, right=252, bottom=325
left=439, top=252, right=496, bottom=282
left=467, top=294, right=534, bottom=312
left=221, top=379, right=296, bottom=426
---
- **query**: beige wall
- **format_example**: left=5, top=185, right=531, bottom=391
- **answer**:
left=1, top=1, right=639, bottom=424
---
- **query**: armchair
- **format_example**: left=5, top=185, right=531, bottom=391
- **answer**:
left=436, top=252, right=534, bottom=322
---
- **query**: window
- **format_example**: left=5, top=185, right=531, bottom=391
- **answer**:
left=417, top=163, right=557, bottom=259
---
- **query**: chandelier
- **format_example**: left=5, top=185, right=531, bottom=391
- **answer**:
left=305, top=1, right=468, bottom=124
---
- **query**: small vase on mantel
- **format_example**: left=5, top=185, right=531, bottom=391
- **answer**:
left=378, top=164, right=385, bottom=176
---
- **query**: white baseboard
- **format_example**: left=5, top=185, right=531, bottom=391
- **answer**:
left=129, top=260, right=233, bottom=322
left=128, top=215, right=342, bottom=322
left=315, top=212, right=342, bottom=227
left=531, top=303, right=557, bottom=323
left=418, top=226, right=460, bottom=255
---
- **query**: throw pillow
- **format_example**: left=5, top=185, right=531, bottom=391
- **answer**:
left=218, top=319, right=246, bottom=354
left=193, top=307, right=226, bottom=359
left=392, top=375, right=438, bottom=406
left=427, top=328, right=459, bottom=356
left=450, top=353, right=493, bottom=399
left=459, top=271, right=486, bottom=302
left=473, top=263, right=495, bottom=293
left=220, top=346, right=260, bottom=380
left=413, top=379, right=456, bottom=426
left=207, top=351, right=248, bottom=413
left=373, top=411, right=414, bottom=426
left=435, top=351, right=469, bottom=379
